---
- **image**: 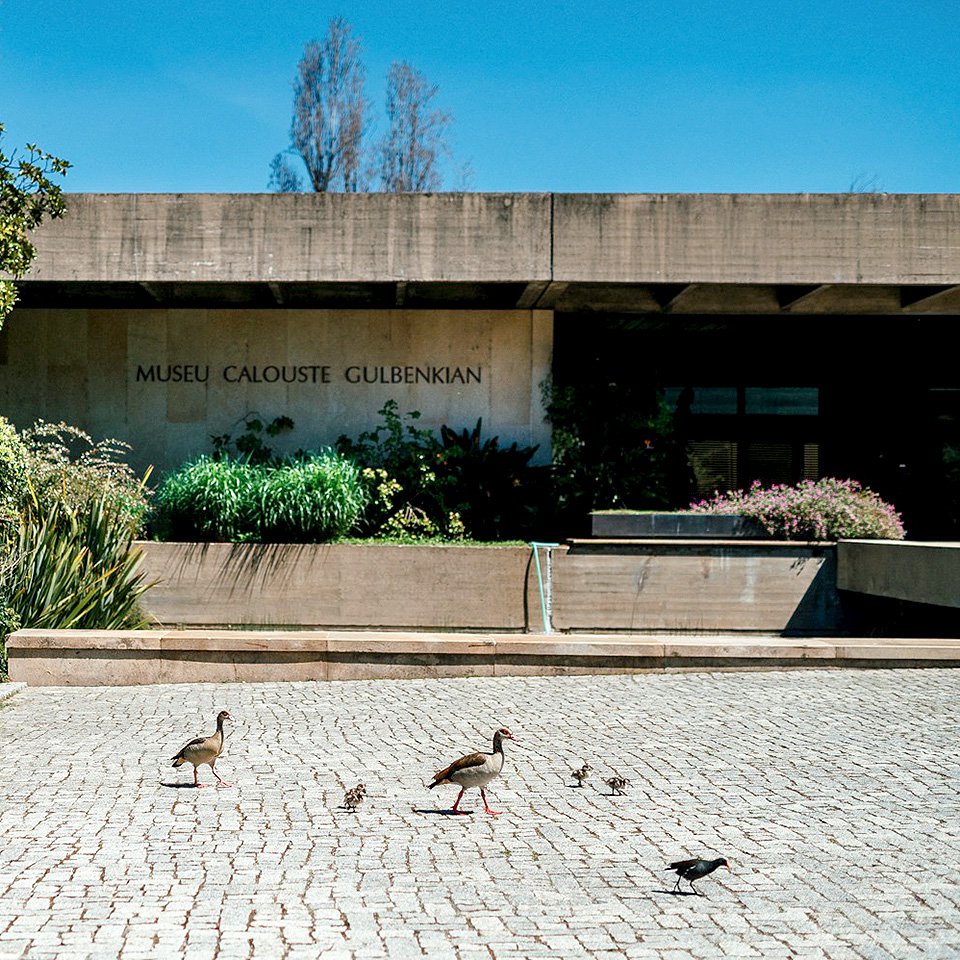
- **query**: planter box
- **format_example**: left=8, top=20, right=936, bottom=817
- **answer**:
left=135, top=539, right=844, bottom=637
left=591, top=511, right=769, bottom=539
left=554, top=539, right=842, bottom=635
left=136, top=541, right=536, bottom=631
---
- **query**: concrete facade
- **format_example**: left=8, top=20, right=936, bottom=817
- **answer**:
left=0, top=307, right=551, bottom=474
left=7, top=191, right=960, bottom=522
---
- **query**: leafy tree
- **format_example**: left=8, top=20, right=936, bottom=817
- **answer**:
left=375, top=61, right=451, bottom=192
left=0, top=122, right=70, bottom=327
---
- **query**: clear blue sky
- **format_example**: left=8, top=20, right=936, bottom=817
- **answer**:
left=2, top=0, right=958, bottom=194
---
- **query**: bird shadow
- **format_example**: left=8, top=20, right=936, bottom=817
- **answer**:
left=413, top=808, right=475, bottom=817
left=653, top=888, right=700, bottom=897
left=160, top=781, right=202, bottom=789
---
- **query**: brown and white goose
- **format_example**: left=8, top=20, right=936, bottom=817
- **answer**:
left=428, top=727, right=517, bottom=815
left=171, top=710, right=234, bottom=788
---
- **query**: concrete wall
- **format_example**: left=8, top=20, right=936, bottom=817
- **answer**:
left=25, top=193, right=960, bottom=286
left=551, top=193, right=960, bottom=284
left=0, top=307, right=552, bottom=476
left=24, top=193, right=553, bottom=283
left=134, top=540, right=843, bottom=636
left=838, top=540, right=960, bottom=608
left=137, top=542, right=537, bottom=631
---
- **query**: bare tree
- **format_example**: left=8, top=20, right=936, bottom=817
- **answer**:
left=848, top=172, right=884, bottom=193
left=275, top=17, right=368, bottom=192
left=267, top=152, right=304, bottom=193
left=376, top=61, right=451, bottom=192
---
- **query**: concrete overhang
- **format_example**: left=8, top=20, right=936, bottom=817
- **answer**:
left=15, top=192, right=960, bottom=314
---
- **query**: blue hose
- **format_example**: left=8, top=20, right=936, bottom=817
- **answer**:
left=529, top=541, right=560, bottom=634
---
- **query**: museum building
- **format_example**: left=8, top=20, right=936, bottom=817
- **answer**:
left=3, top=191, right=960, bottom=536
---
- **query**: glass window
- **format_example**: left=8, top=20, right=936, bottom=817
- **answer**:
left=744, top=387, right=819, bottom=416
left=664, top=386, right=738, bottom=415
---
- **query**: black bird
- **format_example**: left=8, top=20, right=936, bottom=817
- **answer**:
left=666, top=857, right=729, bottom=895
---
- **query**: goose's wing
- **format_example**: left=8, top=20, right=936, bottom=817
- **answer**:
left=171, top=735, right=207, bottom=760
left=431, top=751, right=487, bottom=785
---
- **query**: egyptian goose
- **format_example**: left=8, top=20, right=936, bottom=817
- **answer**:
left=428, top=727, right=517, bottom=815
left=571, top=762, right=591, bottom=787
left=171, top=710, right=234, bottom=788
left=667, top=857, right=730, bottom=895
left=603, top=773, right=629, bottom=795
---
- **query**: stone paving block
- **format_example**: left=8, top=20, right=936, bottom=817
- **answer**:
left=0, top=669, right=958, bottom=958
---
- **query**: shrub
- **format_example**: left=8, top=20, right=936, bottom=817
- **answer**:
left=0, top=415, right=29, bottom=521
left=433, top=419, right=543, bottom=541
left=337, top=401, right=543, bottom=541
left=688, top=477, right=906, bottom=541
left=258, top=452, right=366, bottom=542
left=337, top=401, right=461, bottom=539
left=21, top=420, right=150, bottom=534
left=543, top=379, right=694, bottom=535
left=4, top=495, right=154, bottom=631
left=210, top=414, right=294, bottom=465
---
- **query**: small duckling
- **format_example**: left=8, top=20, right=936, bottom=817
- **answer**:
left=342, top=783, right=366, bottom=811
left=603, top=773, right=629, bottom=796
left=571, top=762, right=591, bottom=787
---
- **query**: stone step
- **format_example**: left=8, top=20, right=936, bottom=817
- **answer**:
left=7, top=628, right=960, bottom=686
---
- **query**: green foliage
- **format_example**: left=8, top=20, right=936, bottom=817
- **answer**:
left=0, top=123, right=70, bottom=327
left=0, top=416, right=29, bottom=521
left=336, top=400, right=542, bottom=541
left=258, top=452, right=367, bottom=542
left=211, top=414, right=295, bottom=465
left=689, top=478, right=906, bottom=541
left=152, top=457, right=259, bottom=542
left=543, top=379, right=694, bottom=533
left=21, top=421, right=151, bottom=535
left=336, top=400, right=457, bottom=538
left=4, top=495, right=154, bottom=631
left=435, top=420, right=543, bottom=541
left=151, top=451, right=366, bottom=543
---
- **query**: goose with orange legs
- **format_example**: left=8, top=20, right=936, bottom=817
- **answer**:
left=428, top=727, right=517, bottom=815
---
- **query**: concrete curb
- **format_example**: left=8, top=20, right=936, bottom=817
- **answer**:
left=7, top=629, right=960, bottom=686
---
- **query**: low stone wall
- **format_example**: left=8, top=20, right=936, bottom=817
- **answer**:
left=554, top=540, right=841, bottom=635
left=134, top=539, right=843, bottom=636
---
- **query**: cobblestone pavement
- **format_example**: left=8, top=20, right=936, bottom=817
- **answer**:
left=1, top=669, right=959, bottom=959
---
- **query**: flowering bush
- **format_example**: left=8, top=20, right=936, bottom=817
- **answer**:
left=688, top=478, right=906, bottom=541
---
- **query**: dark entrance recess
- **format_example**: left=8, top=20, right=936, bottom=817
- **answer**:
left=551, top=313, right=960, bottom=540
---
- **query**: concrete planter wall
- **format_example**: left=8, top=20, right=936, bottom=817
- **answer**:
left=134, top=539, right=843, bottom=636
left=135, top=542, right=536, bottom=631
left=8, top=538, right=847, bottom=685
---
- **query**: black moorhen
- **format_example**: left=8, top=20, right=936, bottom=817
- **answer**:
left=666, top=856, right=729, bottom=895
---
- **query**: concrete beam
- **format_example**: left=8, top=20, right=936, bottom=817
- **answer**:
left=552, top=193, right=960, bottom=285
left=26, top=193, right=554, bottom=284
left=25, top=193, right=960, bottom=290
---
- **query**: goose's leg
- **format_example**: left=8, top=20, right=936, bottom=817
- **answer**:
left=480, top=789, right=501, bottom=816
left=211, top=761, right=232, bottom=788
left=193, top=766, right=207, bottom=789
left=450, top=788, right=466, bottom=813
